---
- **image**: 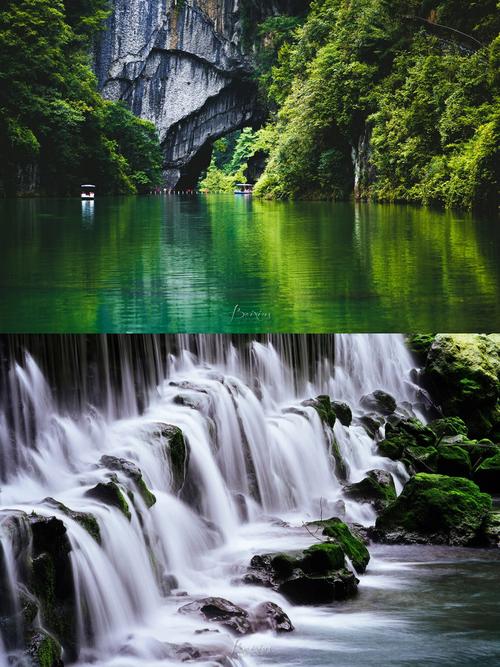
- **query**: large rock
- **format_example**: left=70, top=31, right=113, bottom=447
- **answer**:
left=373, top=473, right=492, bottom=546
left=100, top=455, right=156, bottom=508
left=179, top=597, right=252, bottom=635
left=360, top=390, right=397, bottom=415
left=245, top=540, right=359, bottom=605
left=250, top=601, right=294, bottom=633
left=85, top=481, right=131, bottom=520
left=423, top=334, right=500, bottom=439
left=307, top=518, right=370, bottom=573
left=344, top=470, right=397, bottom=513
left=42, top=498, right=101, bottom=542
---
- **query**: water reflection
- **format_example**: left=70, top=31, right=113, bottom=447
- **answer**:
left=0, top=195, right=498, bottom=332
left=81, top=200, right=95, bottom=227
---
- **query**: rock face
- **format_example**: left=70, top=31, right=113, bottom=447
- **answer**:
left=94, top=0, right=303, bottom=188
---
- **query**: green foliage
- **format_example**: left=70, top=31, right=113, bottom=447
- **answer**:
left=0, top=0, right=162, bottom=196
left=255, top=0, right=499, bottom=208
left=199, top=127, right=274, bottom=192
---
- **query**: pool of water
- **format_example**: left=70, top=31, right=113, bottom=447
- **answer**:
left=0, top=195, right=498, bottom=332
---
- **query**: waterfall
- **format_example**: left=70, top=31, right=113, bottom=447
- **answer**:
left=0, top=334, right=425, bottom=666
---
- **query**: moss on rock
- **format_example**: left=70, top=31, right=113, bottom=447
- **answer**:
left=436, top=445, right=471, bottom=478
left=374, top=473, right=492, bottom=546
left=308, top=518, right=370, bottom=573
left=344, top=469, right=397, bottom=512
left=302, top=395, right=336, bottom=428
left=26, top=631, right=63, bottom=667
left=100, top=456, right=156, bottom=508
left=85, top=481, right=131, bottom=520
left=360, top=390, right=397, bottom=415
left=423, top=334, right=500, bottom=439
left=43, top=498, right=101, bottom=543
left=152, top=424, right=190, bottom=494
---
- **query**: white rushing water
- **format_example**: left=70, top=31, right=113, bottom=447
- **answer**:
left=0, top=334, right=426, bottom=666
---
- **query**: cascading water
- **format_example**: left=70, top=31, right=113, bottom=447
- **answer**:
left=0, top=334, right=428, bottom=667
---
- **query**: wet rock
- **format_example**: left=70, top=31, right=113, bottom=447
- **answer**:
left=278, top=568, right=358, bottom=605
left=302, top=395, right=337, bottom=428
left=151, top=423, right=190, bottom=494
left=249, top=601, right=294, bottom=633
left=344, top=470, right=397, bottom=512
left=428, top=417, right=468, bottom=441
left=178, top=597, right=252, bottom=635
left=173, top=394, right=204, bottom=410
left=360, top=390, right=397, bottom=415
left=357, top=414, right=383, bottom=438
left=378, top=418, right=437, bottom=470
left=331, top=401, right=353, bottom=427
left=85, top=481, right=131, bottom=520
left=245, top=541, right=359, bottom=605
left=161, top=574, right=179, bottom=596
left=25, top=630, right=63, bottom=667
left=372, top=473, right=492, bottom=546
left=307, top=518, right=370, bottom=573
left=29, top=514, right=77, bottom=660
left=100, top=455, right=156, bottom=508
left=42, top=498, right=101, bottom=542
left=330, top=437, right=348, bottom=480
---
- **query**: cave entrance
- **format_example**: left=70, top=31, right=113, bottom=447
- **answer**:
left=174, top=127, right=267, bottom=193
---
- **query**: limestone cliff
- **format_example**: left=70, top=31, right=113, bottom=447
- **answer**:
left=94, top=0, right=302, bottom=188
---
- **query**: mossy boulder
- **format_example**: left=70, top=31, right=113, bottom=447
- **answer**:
left=474, top=451, right=500, bottom=493
left=308, top=518, right=370, bottom=573
left=344, top=470, right=397, bottom=512
left=302, top=395, right=336, bottom=428
left=378, top=418, right=435, bottom=467
left=245, top=537, right=359, bottom=605
left=42, top=498, right=101, bottom=543
left=331, top=401, right=352, bottom=427
left=373, top=473, right=492, bottom=546
left=360, top=390, right=397, bottom=415
left=100, top=455, right=156, bottom=508
left=429, top=417, right=468, bottom=441
left=85, top=481, right=131, bottom=520
left=423, top=334, right=500, bottom=439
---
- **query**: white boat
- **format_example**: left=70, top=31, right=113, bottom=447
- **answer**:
left=81, top=184, right=96, bottom=200
left=234, top=183, right=253, bottom=195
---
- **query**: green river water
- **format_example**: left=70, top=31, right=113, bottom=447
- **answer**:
left=0, top=195, right=498, bottom=332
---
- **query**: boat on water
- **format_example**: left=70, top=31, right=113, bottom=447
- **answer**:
left=234, top=183, right=253, bottom=195
left=81, top=184, right=96, bottom=200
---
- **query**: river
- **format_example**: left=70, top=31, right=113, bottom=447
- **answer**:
left=0, top=197, right=498, bottom=332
